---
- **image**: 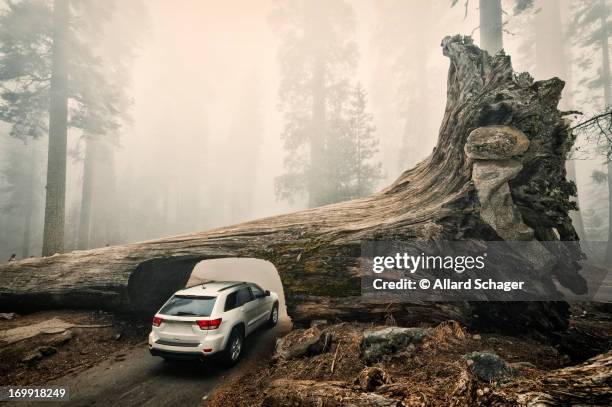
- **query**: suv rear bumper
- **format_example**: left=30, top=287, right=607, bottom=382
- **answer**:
left=149, top=347, right=207, bottom=361
left=148, top=331, right=226, bottom=359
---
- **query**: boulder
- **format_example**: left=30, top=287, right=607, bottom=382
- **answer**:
left=275, top=328, right=332, bottom=360
left=463, top=351, right=514, bottom=382
left=361, top=327, right=431, bottom=363
left=465, top=125, right=530, bottom=160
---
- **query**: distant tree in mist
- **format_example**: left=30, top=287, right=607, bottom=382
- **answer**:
left=75, top=0, right=143, bottom=250
left=451, top=0, right=503, bottom=54
left=479, top=0, right=504, bottom=54
left=0, top=139, right=45, bottom=259
left=228, top=73, right=263, bottom=222
left=373, top=1, right=443, bottom=174
left=324, top=83, right=382, bottom=202
left=452, top=0, right=546, bottom=56
left=0, top=0, right=141, bottom=254
left=567, top=0, right=612, bottom=260
left=270, top=0, right=358, bottom=207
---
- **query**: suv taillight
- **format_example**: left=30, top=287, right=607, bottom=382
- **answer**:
left=152, top=316, right=163, bottom=327
left=196, top=318, right=222, bottom=330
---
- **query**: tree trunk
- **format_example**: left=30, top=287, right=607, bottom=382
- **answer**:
left=307, top=1, right=328, bottom=208
left=90, top=140, right=119, bottom=247
left=21, top=143, right=37, bottom=258
left=535, top=0, right=564, bottom=80
left=536, top=0, right=589, bottom=242
left=600, top=9, right=612, bottom=264
left=0, top=36, right=580, bottom=333
left=42, top=0, right=69, bottom=256
left=78, top=137, right=95, bottom=250
left=479, top=0, right=503, bottom=55
left=309, top=50, right=327, bottom=208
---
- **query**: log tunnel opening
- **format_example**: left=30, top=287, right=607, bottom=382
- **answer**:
left=127, top=256, right=288, bottom=319
left=188, top=258, right=288, bottom=320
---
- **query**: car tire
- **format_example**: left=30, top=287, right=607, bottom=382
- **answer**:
left=221, top=327, right=244, bottom=367
left=267, top=302, right=279, bottom=328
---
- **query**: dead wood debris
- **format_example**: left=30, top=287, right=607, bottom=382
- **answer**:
left=207, top=317, right=612, bottom=407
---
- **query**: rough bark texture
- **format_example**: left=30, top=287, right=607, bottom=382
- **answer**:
left=262, top=379, right=401, bottom=407
left=42, top=0, right=69, bottom=256
left=451, top=351, right=612, bottom=406
left=0, top=36, right=580, bottom=332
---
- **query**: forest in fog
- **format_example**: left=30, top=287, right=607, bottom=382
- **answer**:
left=0, top=0, right=611, bottom=261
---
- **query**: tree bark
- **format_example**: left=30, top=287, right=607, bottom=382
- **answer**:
left=0, top=36, right=580, bottom=333
left=453, top=351, right=612, bottom=406
left=479, top=0, right=503, bottom=55
left=263, top=379, right=400, bottom=407
left=42, top=0, right=69, bottom=256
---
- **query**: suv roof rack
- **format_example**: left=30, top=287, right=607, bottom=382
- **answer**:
left=217, top=282, right=247, bottom=292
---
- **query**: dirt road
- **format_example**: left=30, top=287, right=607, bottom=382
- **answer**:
left=13, top=320, right=290, bottom=407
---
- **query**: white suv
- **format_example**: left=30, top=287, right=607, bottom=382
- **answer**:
left=148, top=281, right=279, bottom=366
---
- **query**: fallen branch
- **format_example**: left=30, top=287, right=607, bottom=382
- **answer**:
left=330, top=342, right=341, bottom=375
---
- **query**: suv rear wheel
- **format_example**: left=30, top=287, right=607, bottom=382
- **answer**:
left=221, top=327, right=244, bottom=367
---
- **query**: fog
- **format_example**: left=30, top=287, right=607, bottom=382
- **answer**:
left=1, top=0, right=610, bottom=261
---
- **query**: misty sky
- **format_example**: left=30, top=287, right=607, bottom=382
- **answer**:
left=119, top=0, right=474, bottom=224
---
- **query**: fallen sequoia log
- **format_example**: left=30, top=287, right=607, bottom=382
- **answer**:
left=0, top=35, right=584, bottom=332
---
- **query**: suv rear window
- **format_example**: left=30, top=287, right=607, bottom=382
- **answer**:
left=159, top=295, right=216, bottom=317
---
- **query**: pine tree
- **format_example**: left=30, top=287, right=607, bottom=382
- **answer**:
left=270, top=0, right=358, bottom=207
left=344, top=84, right=383, bottom=199
left=0, top=0, right=138, bottom=254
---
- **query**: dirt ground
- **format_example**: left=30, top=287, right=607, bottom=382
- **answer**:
left=206, top=303, right=612, bottom=407
left=0, top=310, right=148, bottom=386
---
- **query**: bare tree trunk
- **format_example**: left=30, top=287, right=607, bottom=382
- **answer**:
left=306, top=1, right=328, bottom=208
left=42, top=0, right=69, bottom=256
left=78, top=137, right=94, bottom=250
left=536, top=0, right=564, bottom=79
left=600, top=9, right=612, bottom=263
left=479, top=0, right=503, bottom=55
left=536, top=0, right=589, bottom=242
left=21, top=144, right=37, bottom=258
left=91, top=141, right=119, bottom=247
left=309, top=50, right=326, bottom=208
left=0, top=36, right=580, bottom=334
